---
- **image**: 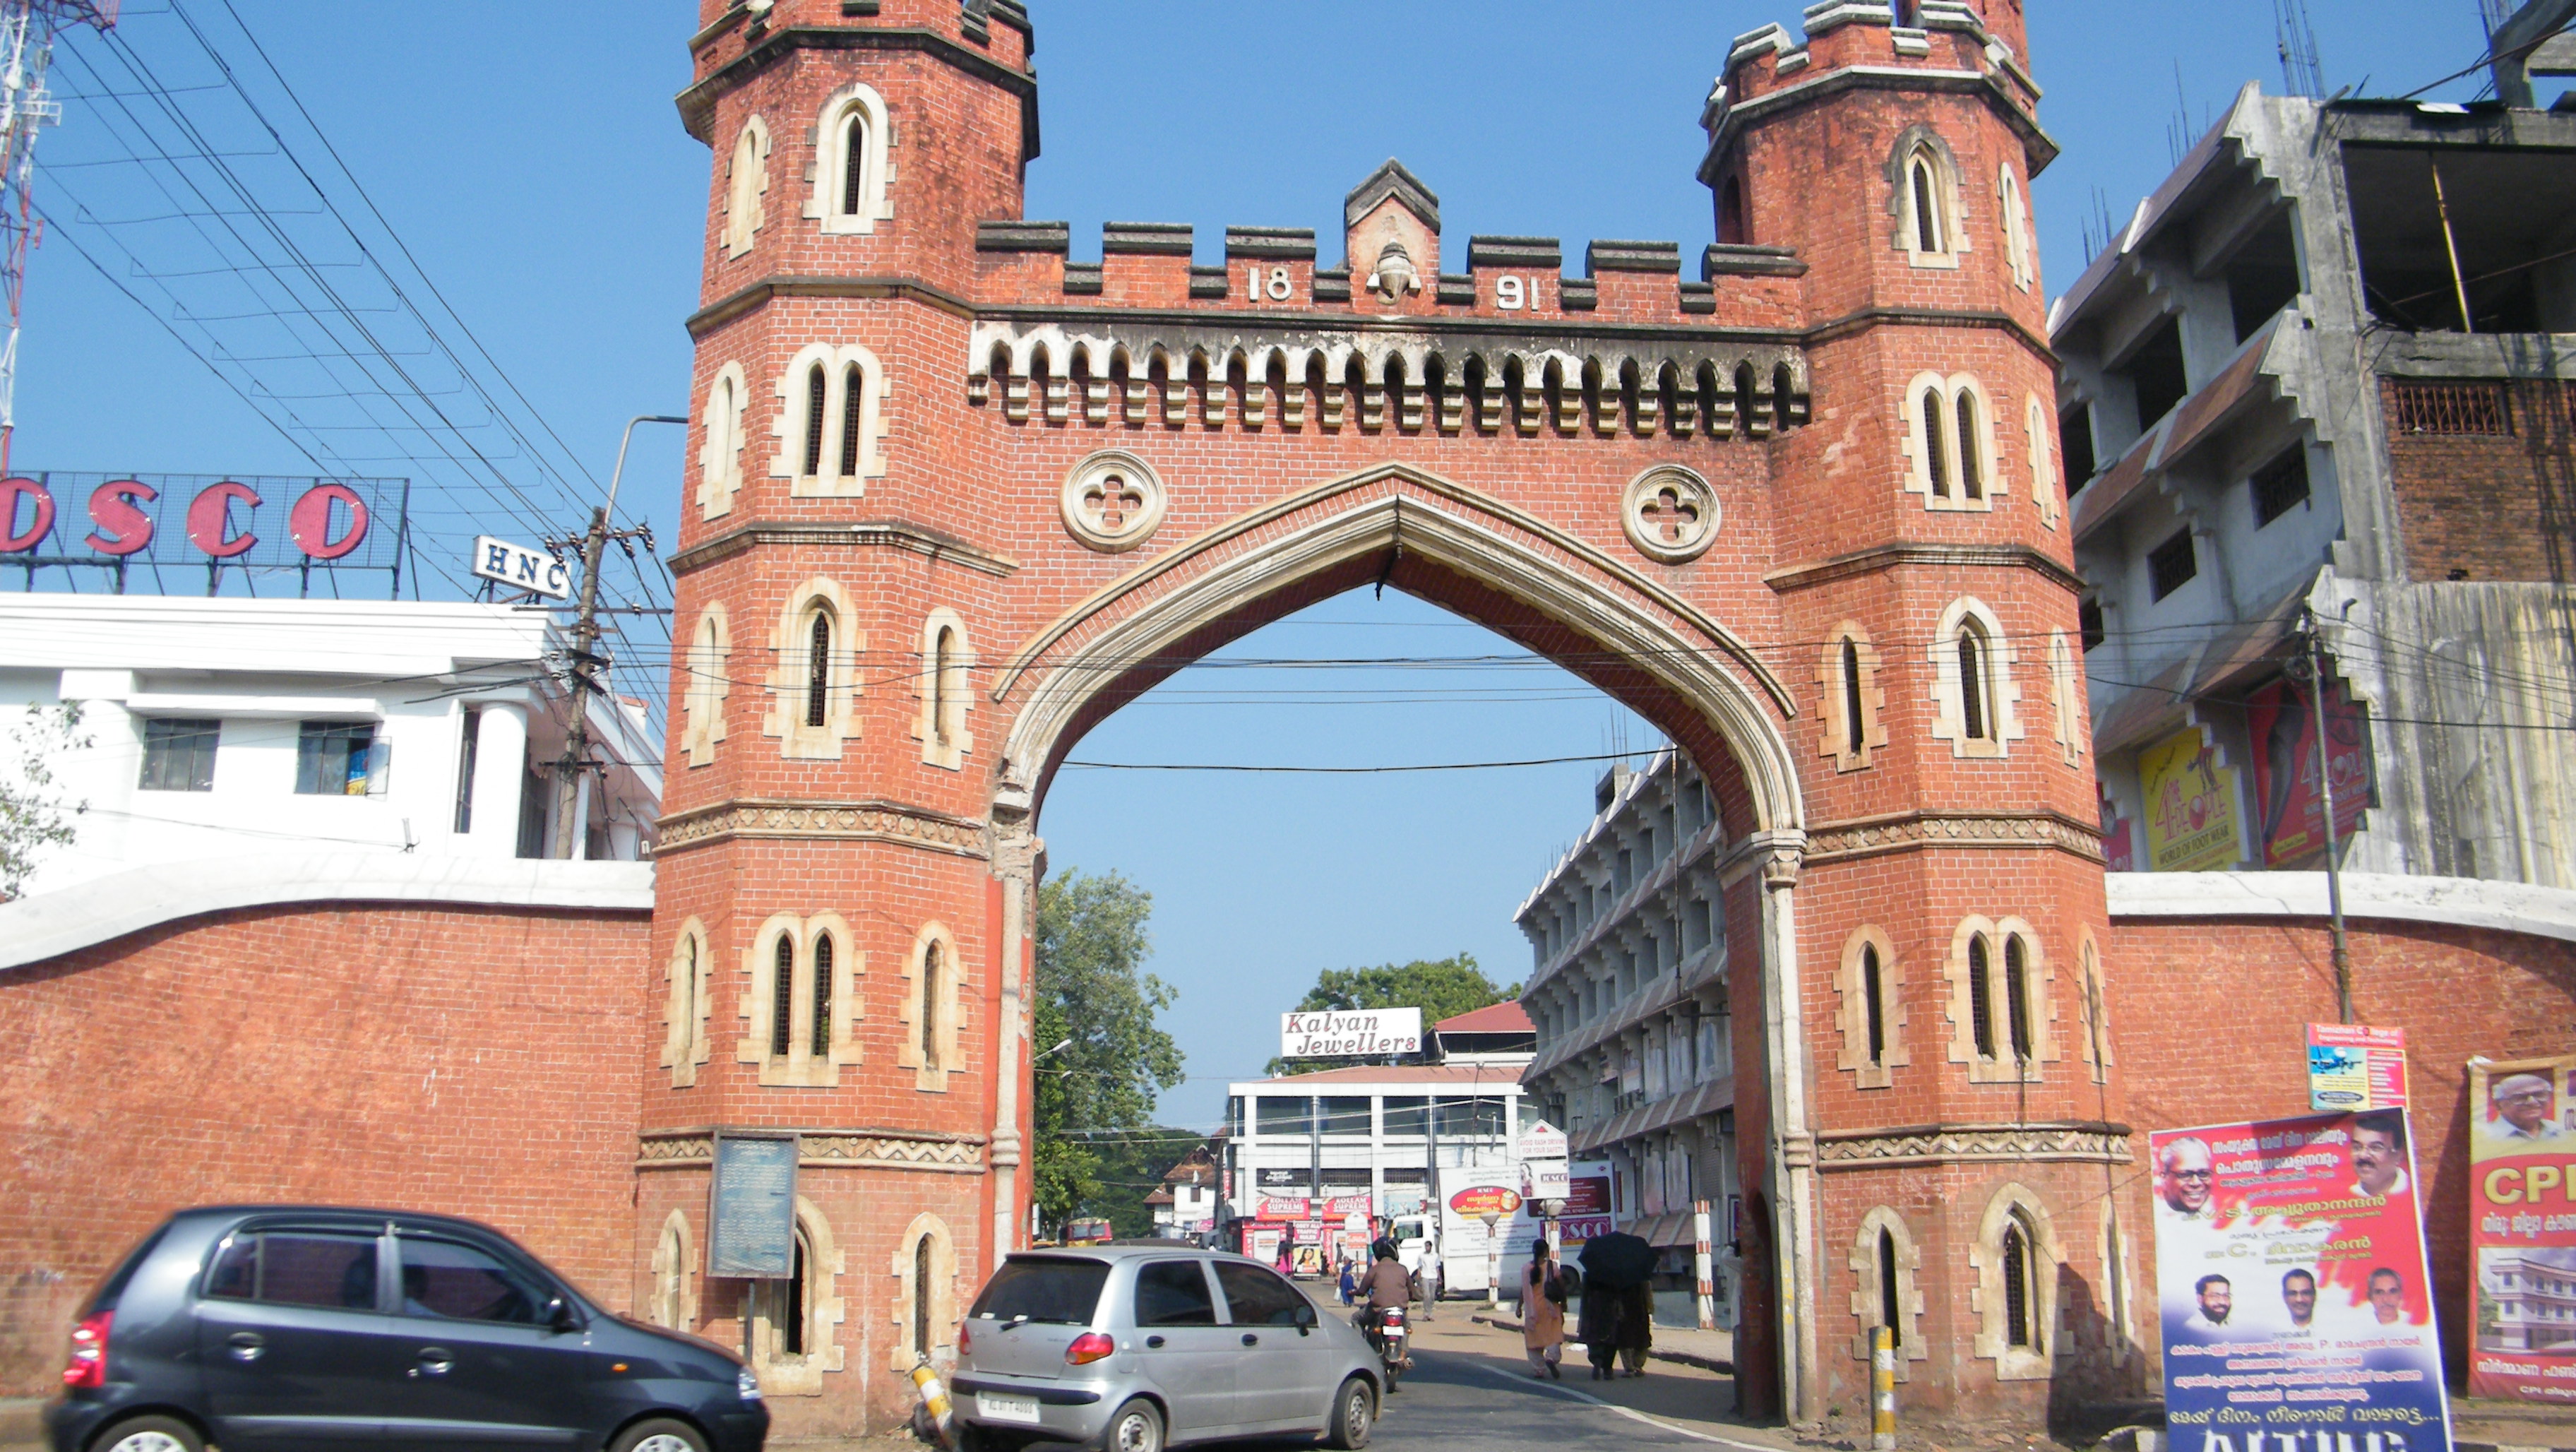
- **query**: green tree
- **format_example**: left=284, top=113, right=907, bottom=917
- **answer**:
left=0, top=703, right=88, bottom=901
left=1085, top=1129, right=1210, bottom=1239
left=1032, top=869, right=1186, bottom=1237
left=1266, top=953, right=1516, bottom=1074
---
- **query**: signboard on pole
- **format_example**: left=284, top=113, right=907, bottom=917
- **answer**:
left=2150, top=1112, right=2449, bottom=1452
left=470, top=535, right=573, bottom=600
left=1560, top=1160, right=1614, bottom=1242
left=2140, top=725, right=2245, bottom=872
left=707, top=1132, right=799, bottom=1278
left=2467, top=1054, right=2576, bottom=1402
left=2249, top=677, right=2374, bottom=869
left=2309, top=1025, right=2408, bottom=1112
left=1280, top=1008, right=1421, bottom=1059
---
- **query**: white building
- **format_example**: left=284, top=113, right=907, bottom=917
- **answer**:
left=0, top=594, right=661, bottom=896
left=1145, top=1143, right=1223, bottom=1241
left=1515, top=751, right=1741, bottom=1278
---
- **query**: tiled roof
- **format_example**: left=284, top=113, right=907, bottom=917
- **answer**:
left=1436, top=1000, right=1534, bottom=1034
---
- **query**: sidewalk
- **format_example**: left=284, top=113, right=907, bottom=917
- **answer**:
left=1470, top=1304, right=1737, bottom=1375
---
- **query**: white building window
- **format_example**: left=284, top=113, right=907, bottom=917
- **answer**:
left=294, top=720, right=386, bottom=796
left=806, top=83, right=893, bottom=235
left=139, top=717, right=219, bottom=792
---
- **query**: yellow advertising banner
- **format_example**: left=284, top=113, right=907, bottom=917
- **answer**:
left=2140, top=726, right=2243, bottom=871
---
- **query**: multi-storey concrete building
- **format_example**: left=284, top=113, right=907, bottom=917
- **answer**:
left=1516, top=752, right=1740, bottom=1271
left=2053, top=75, right=2576, bottom=883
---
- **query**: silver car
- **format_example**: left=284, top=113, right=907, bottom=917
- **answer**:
left=952, top=1244, right=1381, bottom=1452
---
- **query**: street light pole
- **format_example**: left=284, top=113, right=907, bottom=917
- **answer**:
left=551, top=413, right=687, bottom=859
left=2298, top=608, right=2355, bottom=1023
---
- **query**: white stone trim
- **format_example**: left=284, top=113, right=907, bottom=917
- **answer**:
left=770, top=342, right=890, bottom=494
left=764, top=578, right=864, bottom=761
left=1900, top=371, right=1999, bottom=511
left=890, top=1211, right=960, bottom=1370
left=1832, top=924, right=1908, bottom=1088
left=749, top=1196, right=847, bottom=1393
left=1888, top=124, right=1969, bottom=270
left=1059, top=448, right=1167, bottom=553
left=911, top=608, right=976, bottom=771
left=721, top=116, right=771, bottom=260
left=680, top=602, right=732, bottom=768
left=1967, top=1182, right=2058, bottom=1379
left=663, top=915, right=715, bottom=1088
left=1997, top=161, right=2033, bottom=292
left=734, top=910, right=864, bottom=1088
left=650, top=1209, right=699, bottom=1332
left=898, top=919, right=963, bottom=1093
left=698, top=361, right=749, bottom=520
left=2047, top=629, right=2083, bottom=767
left=2105, top=871, right=2576, bottom=943
left=1620, top=464, right=1721, bottom=565
left=1927, top=595, right=2022, bottom=758
left=1815, top=621, right=1887, bottom=773
left=2075, top=927, right=2113, bottom=1085
left=0, top=854, right=651, bottom=973
left=1845, top=1206, right=1927, bottom=1369
left=2025, top=392, right=2058, bottom=528
left=805, top=82, right=893, bottom=235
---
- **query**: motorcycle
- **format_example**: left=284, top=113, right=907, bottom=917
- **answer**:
left=1357, top=1304, right=1407, bottom=1391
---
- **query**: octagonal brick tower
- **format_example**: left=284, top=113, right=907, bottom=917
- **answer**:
left=646, top=0, right=2139, bottom=1434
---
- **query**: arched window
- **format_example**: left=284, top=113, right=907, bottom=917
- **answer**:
left=1921, top=387, right=1950, bottom=499
left=1863, top=945, right=1887, bottom=1067
left=1878, top=1228, right=1902, bottom=1347
left=699, top=362, right=748, bottom=520
left=840, top=114, right=868, bottom=218
left=1911, top=158, right=1943, bottom=254
left=2001, top=1219, right=2034, bottom=1348
left=1735, top=362, right=1759, bottom=436
left=811, top=934, right=833, bottom=1059
left=1968, top=935, right=1996, bottom=1059
left=1960, top=626, right=1989, bottom=742
left=664, top=920, right=710, bottom=1088
left=721, top=117, right=770, bottom=259
left=931, top=627, right=954, bottom=747
left=810, top=83, right=891, bottom=235
left=838, top=364, right=864, bottom=479
left=1999, top=163, right=2034, bottom=292
left=1719, top=174, right=1748, bottom=246
left=651, top=1211, right=696, bottom=1331
left=2004, top=934, right=2032, bottom=1060
left=920, top=942, right=943, bottom=1071
left=681, top=604, right=732, bottom=768
left=782, top=1228, right=809, bottom=1356
left=805, top=611, right=832, bottom=729
left=802, top=364, right=828, bottom=477
left=1842, top=639, right=1866, bottom=758
left=1956, top=388, right=1984, bottom=500
left=771, top=933, right=795, bottom=1059
left=912, top=1234, right=934, bottom=1368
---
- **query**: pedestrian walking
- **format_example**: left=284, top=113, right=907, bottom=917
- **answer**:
left=1616, top=1280, right=1654, bottom=1376
left=1337, top=1258, right=1356, bottom=1306
left=1575, top=1271, right=1618, bottom=1380
left=1421, top=1243, right=1442, bottom=1320
left=1522, top=1242, right=1566, bottom=1379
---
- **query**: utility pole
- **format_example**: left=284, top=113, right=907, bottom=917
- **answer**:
left=550, top=415, right=685, bottom=859
left=2296, top=608, right=2355, bottom=1023
left=0, top=0, right=117, bottom=475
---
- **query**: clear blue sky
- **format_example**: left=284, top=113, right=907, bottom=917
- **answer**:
left=18, top=1, right=2527, bottom=1130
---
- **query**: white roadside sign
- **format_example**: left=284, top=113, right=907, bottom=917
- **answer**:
left=1280, top=1007, right=1422, bottom=1059
left=471, top=535, right=573, bottom=600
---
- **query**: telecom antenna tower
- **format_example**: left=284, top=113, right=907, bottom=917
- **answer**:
left=0, top=0, right=114, bottom=473
left=2274, top=0, right=2326, bottom=99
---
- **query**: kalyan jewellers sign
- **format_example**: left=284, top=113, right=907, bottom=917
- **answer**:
left=1280, top=1008, right=1422, bottom=1059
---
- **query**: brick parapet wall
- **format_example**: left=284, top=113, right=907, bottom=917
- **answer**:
left=2381, top=376, right=2576, bottom=583
left=0, top=900, right=650, bottom=1396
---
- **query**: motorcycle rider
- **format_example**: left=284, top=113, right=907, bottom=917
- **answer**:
left=1355, top=1237, right=1417, bottom=1375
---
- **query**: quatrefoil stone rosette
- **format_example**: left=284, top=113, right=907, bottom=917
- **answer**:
left=1619, top=464, right=1721, bottom=564
left=1059, top=448, right=1168, bottom=553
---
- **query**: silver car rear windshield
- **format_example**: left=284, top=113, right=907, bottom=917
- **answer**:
left=971, top=1256, right=1111, bottom=1325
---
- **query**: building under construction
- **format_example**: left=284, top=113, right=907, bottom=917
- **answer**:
left=2057, top=1, right=2576, bottom=885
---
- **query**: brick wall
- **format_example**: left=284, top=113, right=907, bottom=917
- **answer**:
left=2382, top=376, right=2576, bottom=583
left=0, top=901, right=650, bottom=1395
left=2105, top=911, right=2576, bottom=1381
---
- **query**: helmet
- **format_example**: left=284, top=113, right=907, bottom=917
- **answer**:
left=1371, top=1237, right=1398, bottom=1261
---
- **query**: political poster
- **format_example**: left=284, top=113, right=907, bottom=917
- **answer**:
left=2152, top=1111, right=2449, bottom=1452
left=2140, top=726, right=2246, bottom=872
left=2310, top=1025, right=2409, bottom=1113
left=2466, top=1054, right=2576, bottom=1402
left=2248, top=677, right=2375, bottom=869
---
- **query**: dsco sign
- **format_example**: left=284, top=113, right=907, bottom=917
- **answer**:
left=0, top=472, right=407, bottom=582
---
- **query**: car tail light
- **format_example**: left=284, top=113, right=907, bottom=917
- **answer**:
left=63, top=1311, right=111, bottom=1389
left=1065, top=1332, right=1114, bottom=1365
left=957, top=1321, right=972, bottom=1355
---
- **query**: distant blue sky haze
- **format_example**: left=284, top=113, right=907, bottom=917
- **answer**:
left=16, top=1, right=2529, bottom=1129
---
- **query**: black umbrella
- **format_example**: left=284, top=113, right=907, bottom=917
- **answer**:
left=1578, top=1232, right=1657, bottom=1290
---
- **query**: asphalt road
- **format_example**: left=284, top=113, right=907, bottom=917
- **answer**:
left=1356, top=1346, right=1753, bottom=1452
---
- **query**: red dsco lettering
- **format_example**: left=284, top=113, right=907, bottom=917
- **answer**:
left=83, top=480, right=157, bottom=557
left=289, top=482, right=369, bottom=560
left=184, top=480, right=261, bottom=559
left=0, top=477, right=52, bottom=552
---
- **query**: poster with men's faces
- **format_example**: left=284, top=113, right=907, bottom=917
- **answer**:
left=2151, top=1112, right=2449, bottom=1452
left=2467, top=1054, right=2576, bottom=1402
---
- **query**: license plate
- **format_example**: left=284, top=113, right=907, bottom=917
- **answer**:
left=979, top=1392, right=1042, bottom=1425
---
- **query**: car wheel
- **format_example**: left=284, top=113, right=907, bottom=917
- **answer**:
left=90, top=1418, right=203, bottom=1452
left=609, top=1417, right=711, bottom=1452
left=1105, top=1397, right=1164, bottom=1452
left=1325, top=1376, right=1375, bottom=1450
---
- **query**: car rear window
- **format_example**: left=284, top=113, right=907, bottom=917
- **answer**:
left=83, top=1225, right=169, bottom=1315
left=205, top=1232, right=381, bottom=1311
left=970, top=1256, right=1110, bottom=1325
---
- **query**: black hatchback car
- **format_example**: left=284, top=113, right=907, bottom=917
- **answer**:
left=46, top=1206, right=767, bottom=1452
